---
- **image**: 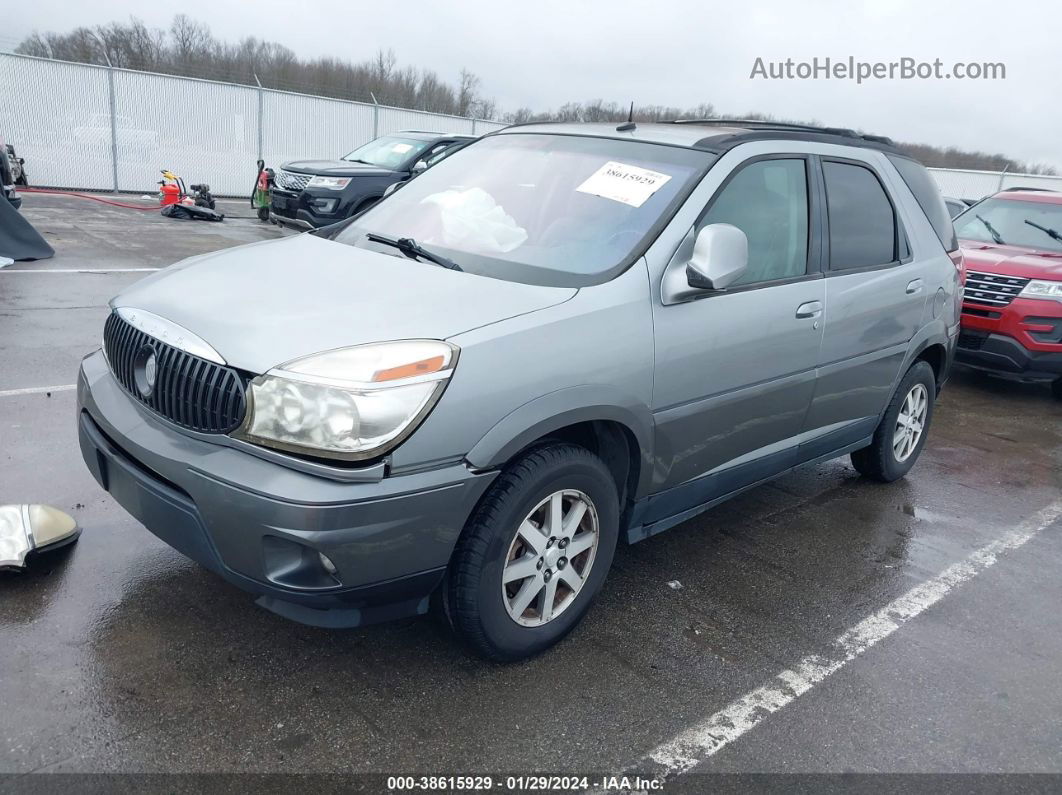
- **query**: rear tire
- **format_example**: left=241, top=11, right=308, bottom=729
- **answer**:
left=444, top=443, right=619, bottom=662
left=851, top=361, right=936, bottom=482
left=1052, top=378, right=1062, bottom=400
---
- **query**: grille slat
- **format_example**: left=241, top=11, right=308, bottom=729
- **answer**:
left=274, top=168, right=312, bottom=192
left=102, top=312, right=246, bottom=434
left=963, top=270, right=1031, bottom=308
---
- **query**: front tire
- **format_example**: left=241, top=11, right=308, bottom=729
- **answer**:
left=851, top=360, right=936, bottom=482
left=444, top=443, right=619, bottom=662
left=1052, top=377, right=1062, bottom=400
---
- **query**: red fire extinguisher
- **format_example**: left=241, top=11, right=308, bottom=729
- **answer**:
left=158, top=170, right=184, bottom=206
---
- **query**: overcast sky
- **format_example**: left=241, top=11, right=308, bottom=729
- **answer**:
left=7, top=0, right=1060, bottom=169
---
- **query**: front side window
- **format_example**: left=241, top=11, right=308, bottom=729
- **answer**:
left=824, top=161, right=897, bottom=269
left=953, top=197, right=1062, bottom=253
left=699, top=158, right=809, bottom=286
left=333, top=133, right=713, bottom=286
left=343, top=135, right=433, bottom=169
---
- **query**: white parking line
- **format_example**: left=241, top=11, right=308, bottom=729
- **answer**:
left=0, top=384, right=77, bottom=398
left=638, top=499, right=1062, bottom=780
left=0, top=268, right=160, bottom=273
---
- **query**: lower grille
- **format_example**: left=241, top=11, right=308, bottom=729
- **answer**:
left=963, top=270, right=1030, bottom=307
left=957, top=330, right=988, bottom=351
left=103, top=312, right=246, bottom=433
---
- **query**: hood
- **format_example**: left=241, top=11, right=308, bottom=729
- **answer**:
left=112, top=234, right=576, bottom=374
left=959, top=239, right=1062, bottom=280
left=281, top=159, right=395, bottom=177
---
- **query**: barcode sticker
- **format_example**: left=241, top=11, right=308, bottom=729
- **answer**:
left=575, top=161, right=672, bottom=207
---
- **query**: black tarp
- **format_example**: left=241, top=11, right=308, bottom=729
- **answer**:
left=0, top=195, right=54, bottom=261
left=161, top=203, right=224, bottom=222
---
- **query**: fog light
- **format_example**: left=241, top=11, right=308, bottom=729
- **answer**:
left=309, top=198, right=339, bottom=214
left=318, top=552, right=338, bottom=576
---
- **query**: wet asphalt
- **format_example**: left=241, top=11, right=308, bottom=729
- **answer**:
left=1, top=194, right=1061, bottom=780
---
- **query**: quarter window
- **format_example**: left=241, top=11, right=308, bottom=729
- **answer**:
left=700, top=158, right=809, bottom=286
left=823, top=161, right=898, bottom=269
left=887, top=154, right=958, bottom=252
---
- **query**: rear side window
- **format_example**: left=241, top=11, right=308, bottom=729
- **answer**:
left=823, top=161, right=897, bottom=269
left=887, top=154, right=959, bottom=252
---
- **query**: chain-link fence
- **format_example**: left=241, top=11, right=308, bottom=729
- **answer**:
left=0, top=51, right=506, bottom=196
left=5, top=50, right=1059, bottom=202
left=928, top=167, right=1062, bottom=201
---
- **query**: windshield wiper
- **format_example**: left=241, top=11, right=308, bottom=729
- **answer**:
left=976, top=214, right=1005, bottom=245
left=1024, top=218, right=1062, bottom=244
left=366, top=233, right=462, bottom=271
left=344, top=158, right=373, bottom=165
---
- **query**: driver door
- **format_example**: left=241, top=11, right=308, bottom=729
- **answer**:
left=647, top=155, right=826, bottom=524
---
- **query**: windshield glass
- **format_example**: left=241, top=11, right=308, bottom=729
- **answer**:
left=954, top=197, right=1062, bottom=253
left=333, top=133, right=713, bottom=286
left=342, top=135, right=432, bottom=169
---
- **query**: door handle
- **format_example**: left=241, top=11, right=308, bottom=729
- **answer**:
left=795, top=301, right=823, bottom=319
left=906, top=279, right=924, bottom=294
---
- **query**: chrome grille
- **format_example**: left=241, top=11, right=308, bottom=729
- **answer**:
left=962, top=270, right=1031, bottom=307
left=274, top=168, right=312, bottom=192
left=103, top=312, right=246, bottom=434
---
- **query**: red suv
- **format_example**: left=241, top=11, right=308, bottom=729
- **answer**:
left=953, top=189, right=1062, bottom=398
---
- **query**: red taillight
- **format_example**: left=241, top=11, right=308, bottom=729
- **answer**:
left=949, top=249, right=966, bottom=285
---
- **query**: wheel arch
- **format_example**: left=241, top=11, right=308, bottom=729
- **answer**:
left=464, top=387, right=654, bottom=505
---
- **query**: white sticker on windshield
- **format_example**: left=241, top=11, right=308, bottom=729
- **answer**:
left=392, top=143, right=413, bottom=154
left=575, top=161, right=673, bottom=207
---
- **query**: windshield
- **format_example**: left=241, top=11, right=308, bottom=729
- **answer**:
left=333, top=133, right=713, bottom=286
left=342, top=135, right=432, bottom=169
left=954, top=197, right=1062, bottom=253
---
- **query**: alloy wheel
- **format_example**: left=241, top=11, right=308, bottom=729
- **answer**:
left=893, top=383, right=928, bottom=463
left=501, top=490, right=600, bottom=627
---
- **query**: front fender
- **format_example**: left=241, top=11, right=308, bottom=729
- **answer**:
left=465, top=384, right=655, bottom=498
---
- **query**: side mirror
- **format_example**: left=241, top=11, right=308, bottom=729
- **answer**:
left=411, top=160, right=428, bottom=173
left=686, top=223, right=748, bottom=291
left=661, top=223, right=749, bottom=305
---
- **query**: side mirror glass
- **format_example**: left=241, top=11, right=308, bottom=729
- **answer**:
left=686, top=223, right=748, bottom=291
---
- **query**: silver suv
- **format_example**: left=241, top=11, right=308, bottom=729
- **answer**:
left=77, top=121, right=961, bottom=660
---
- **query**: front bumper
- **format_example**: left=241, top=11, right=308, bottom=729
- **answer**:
left=77, top=350, right=496, bottom=627
left=955, top=330, right=1062, bottom=382
left=270, top=188, right=346, bottom=230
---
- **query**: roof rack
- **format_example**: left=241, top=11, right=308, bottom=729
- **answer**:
left=664, top=118, right=895, bottom=146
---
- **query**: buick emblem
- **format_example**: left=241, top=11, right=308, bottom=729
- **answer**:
left=133, top=345, right=159, bottom=398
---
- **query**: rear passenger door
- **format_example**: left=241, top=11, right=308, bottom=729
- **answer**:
left=801, top=157, right=929, bottom=451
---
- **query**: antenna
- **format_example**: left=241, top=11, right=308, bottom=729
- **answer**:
left=616, top=102, right=636, bottom=132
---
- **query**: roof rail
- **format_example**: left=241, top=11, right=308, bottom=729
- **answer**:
left=664, top=118, right=894, bottom=146
left=1000, top=186, right=1059, bottom=193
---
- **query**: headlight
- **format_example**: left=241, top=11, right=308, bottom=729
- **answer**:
left=232, top=340, right=457, bottom=461
left=306, top=175, right=351, bottom=190
left=1020, top=279, right=1062, bottom=302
